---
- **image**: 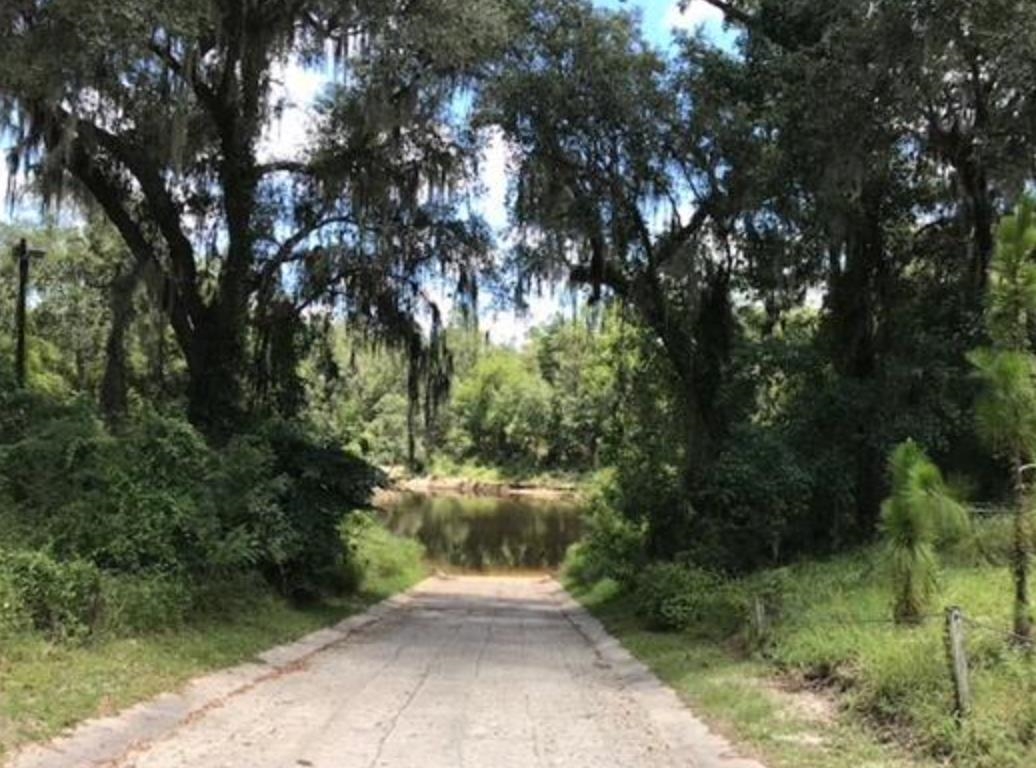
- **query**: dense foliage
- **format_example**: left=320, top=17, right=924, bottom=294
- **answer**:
left=0, top=0, right=509, bottom=439
left=0, top=393, right=380, bottom=632
left=304, top=311, right=623, bottom=475
left=472, top=0, right=1036, bottom=567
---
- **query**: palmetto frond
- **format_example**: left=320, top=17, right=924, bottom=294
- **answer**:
left=881, top=439, right=969, bottom=624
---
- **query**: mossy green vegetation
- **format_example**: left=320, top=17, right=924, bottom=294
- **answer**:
left=567, top=519, right=1036, bottom=768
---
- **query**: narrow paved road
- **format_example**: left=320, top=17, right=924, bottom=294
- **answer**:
left=11, top=577, right=763, bottom=768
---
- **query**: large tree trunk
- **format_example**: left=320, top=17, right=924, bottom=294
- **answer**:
left=661, top=271, right=733, bottom=489
left=185, top=94, right=261, bottom=441
left=638, top=269, right=734, bottom=556
left=186, top=301, right=250, bottom=442
left=963, top=161, right=995, bottom=296
left=824, top=188, right=889, bottom=541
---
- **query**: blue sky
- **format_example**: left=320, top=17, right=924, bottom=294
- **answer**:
left=596, top=0, right=733, bottom=48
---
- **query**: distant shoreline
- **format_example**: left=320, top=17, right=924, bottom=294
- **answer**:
left=380, top=475, right=583, bottom=502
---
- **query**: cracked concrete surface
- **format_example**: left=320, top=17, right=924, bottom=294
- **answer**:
left=6, top=577, right=765, bottom=768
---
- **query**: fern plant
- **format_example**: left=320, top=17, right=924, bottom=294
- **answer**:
left=881, top=440, right=969, bottom=625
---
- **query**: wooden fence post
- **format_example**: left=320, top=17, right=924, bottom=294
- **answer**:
left=753, top=597, right=768, bottom=642
left=945, top=606, right=971, bottom=719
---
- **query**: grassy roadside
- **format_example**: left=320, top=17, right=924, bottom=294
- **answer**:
left=569, top=577, right=934, bottom=768
left=567, top=512, right=1036, bottom=768
left=0, top=521, right=426, bottom=761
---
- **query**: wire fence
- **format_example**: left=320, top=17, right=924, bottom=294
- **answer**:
left=742, top=503, right=1029, bottom=720
left=960, top=614, right=1033, bottom=646
left=969, top=502, right=1015, bottom=519
left=748, top=598, right=1032, bottom=721
left=784, top=613, right=939, bottom=628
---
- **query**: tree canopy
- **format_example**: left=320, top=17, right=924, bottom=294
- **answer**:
left=0, top=0, right=511, bottom=436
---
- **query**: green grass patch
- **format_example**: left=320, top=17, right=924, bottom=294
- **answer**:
left=0, top=594, right=356, bottom=757
left=764, top=553, right=1036, bottom=768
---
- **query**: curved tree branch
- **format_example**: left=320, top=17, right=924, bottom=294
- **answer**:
left=71, top=115, right=202, bottom=317
left=67, top=137, right=197, bottom=364
left=697, top=0, right=755, bottom=28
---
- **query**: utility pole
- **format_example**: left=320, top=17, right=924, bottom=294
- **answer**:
left=13, top=238, right=45, bottom=389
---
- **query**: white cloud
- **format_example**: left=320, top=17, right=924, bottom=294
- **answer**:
left=665, top=0, right=724, bottom=32
left=258, top=60, right=327, bottom=162
left=417, top=277, right=568, bottom=348
left=477, top=128, right=510, bottom=232
left=483, top=289, right=569, bottom=347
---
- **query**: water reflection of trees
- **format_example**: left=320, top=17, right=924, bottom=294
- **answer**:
left=381, top=494, right=584, bottom=571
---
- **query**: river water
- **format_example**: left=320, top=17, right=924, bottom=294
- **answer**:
left=376, top=491, right=585, bottom=573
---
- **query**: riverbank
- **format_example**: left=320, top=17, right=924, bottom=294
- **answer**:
left=392, top=475, right=581, bottom=501
left=382, top=460, right=588, bottom=501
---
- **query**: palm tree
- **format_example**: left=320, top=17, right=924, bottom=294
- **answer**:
left=882, top=440, right=969, bottom=624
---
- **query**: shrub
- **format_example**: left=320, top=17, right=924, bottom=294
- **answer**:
left=563, top=473, right=646, bottom=588
left=340, top=513, right=426, bottom=597
left=692, top=424, right=813, bottom=572
left=564, top=502, right=646, bottom=588
left=259, top=422, right=383, bottom=599
left=188, top=571, right=279, bottom=620
left=0, top=550, right=102, bottom=640
left=561, top=542, right=594, bottom=585
left=0, top=407, right=381, bottom=603
left=100, top=572, right=194, bottom=635
left=0, top=563, right=29, bottom=638
left=0, top=411, right=231, bottom=574
left=634, top=561, right=740, bottom=633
